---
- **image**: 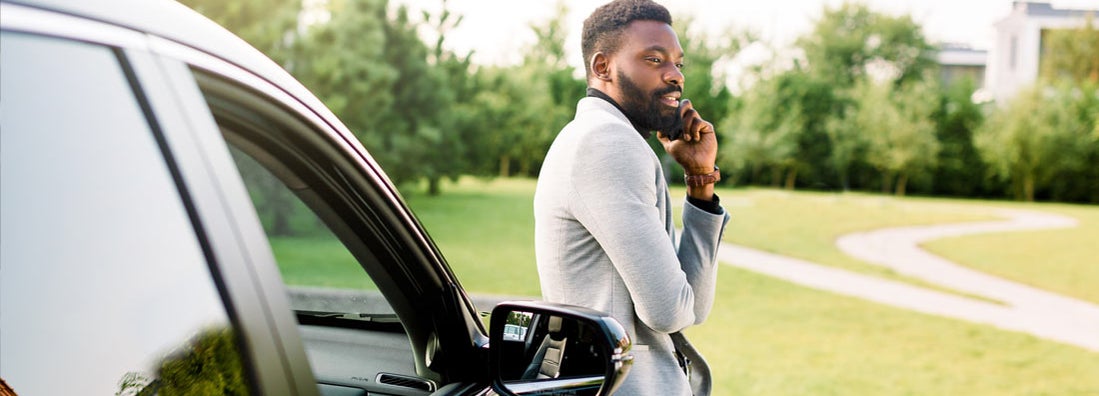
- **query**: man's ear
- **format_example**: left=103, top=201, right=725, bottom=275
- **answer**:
left=590, top=52, right=611, bottom=81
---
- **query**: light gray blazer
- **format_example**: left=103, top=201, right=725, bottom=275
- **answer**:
left=534, top=97, right=730, bottom=395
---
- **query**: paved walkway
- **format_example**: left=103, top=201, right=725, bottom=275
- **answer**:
left=718, top=208, right=1099, bottom=352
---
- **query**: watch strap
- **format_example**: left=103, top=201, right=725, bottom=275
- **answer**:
left=684, top=166, right=720, bottom=187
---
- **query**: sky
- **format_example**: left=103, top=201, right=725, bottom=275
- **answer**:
left=393, top=0, right=1099, bottom=75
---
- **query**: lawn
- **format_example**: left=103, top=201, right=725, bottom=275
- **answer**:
left=922, top=201, right=1099, bottom=304
left=279, top=176, right=1099, bottom=395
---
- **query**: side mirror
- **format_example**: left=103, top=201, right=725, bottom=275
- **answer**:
left=489, top=301, right=633, bottom=396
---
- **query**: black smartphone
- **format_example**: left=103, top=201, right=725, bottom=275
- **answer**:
left=663, top=100, right=685, bottom=141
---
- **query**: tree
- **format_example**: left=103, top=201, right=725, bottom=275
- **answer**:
left=464, top=66, right=561, bottom=178
left=931, top=77, right=990, bottom=197
left=797, top=3, right=935, bottom=88
left=291, top=0, right=462, bottom=195
left=469, top=2, right=581, bottom=179
left=720, top=73, right=801, bottom=188
left=177, top=0, right=299, bottom=64
left=1040, top=13, right=1099, bottom=84
left=975, top=84, right=1095, bottom=201
left=823, top=93, right=865, bottom=191
left=793, top=2, right=938, bottom=192
left=854, top=78, right=940, bottom=196
left=669, top=16, right=750, bottom=185
left=422, top=0, right=477, bottom=194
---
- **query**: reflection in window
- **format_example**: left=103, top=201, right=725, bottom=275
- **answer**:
left=116, top=328, right=246, bottom=395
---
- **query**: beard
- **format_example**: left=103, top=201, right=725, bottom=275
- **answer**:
left=617, top=69, right=683, bottom=137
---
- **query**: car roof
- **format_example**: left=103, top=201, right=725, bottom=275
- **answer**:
left=3, top=0, right=352, bottom=150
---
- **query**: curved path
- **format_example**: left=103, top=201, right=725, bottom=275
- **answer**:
left=717, top=208, right=1099, bottom=352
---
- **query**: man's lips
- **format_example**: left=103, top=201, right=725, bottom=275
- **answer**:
left=656, top=88, right=682, bottom=108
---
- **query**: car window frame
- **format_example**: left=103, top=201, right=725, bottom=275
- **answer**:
left=185, top=66, right=492, bottom=385
left=144, top=25, right=492, bottom=387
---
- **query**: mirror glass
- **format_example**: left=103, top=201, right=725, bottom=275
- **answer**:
left=495, top=309, right=609, bottom=395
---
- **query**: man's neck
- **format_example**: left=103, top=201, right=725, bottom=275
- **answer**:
left=586, top=88, right=651, bottom=139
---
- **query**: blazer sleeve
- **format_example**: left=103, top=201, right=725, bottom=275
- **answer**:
left=567, top=127, right=728, bottom=333
left=677, top=200, right=729, bottom=324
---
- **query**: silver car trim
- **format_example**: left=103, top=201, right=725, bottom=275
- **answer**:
left=0, top=3, right=148, bottom=50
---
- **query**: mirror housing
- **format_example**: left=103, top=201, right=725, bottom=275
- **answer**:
left=489, top=301, right=632, bottom=396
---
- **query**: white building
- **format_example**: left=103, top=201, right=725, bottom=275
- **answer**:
left=985, top=2, right=1097, bottom=103
left=936, top=44, right=988, bottom=92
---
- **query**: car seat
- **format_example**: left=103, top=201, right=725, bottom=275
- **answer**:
left=520, top=315, right=567, bottom=379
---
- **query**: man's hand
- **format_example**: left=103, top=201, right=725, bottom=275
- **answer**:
left=657, top=99, right=718, bottom=200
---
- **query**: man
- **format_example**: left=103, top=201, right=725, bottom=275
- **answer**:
left=533, top=0, right=730, bottom=394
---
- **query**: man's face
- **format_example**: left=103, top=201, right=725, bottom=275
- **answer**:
left=611, top=20, right=685, bottom=134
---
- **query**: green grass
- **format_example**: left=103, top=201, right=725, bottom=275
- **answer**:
left=690, top=268, right=1099, bottom=395
left=275, top=177, right=1099, bottom=394
left=670, top=187, right=1009, bottom=301
left=269, top=236, right=377, bottom=290
left=403, top=177, right=542, bottom=297
left=399, top=177, right=1099, bottom=395
left=922, top=201, right=1099, bottom=305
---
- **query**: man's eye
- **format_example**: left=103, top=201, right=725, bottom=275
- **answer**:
left=675, top=63, right=685, bottom=69
left=646, top=57, right=661, bottom=64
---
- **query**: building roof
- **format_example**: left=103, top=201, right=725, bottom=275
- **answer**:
left=936, top=44, right=987, bottom=67
left=1013, top=1, right=1098, bottom=18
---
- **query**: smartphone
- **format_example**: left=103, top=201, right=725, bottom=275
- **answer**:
left=663, top=100, right=686, bottom=141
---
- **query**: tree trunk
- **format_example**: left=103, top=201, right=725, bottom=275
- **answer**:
left=770, top=167, right=783, bottom=187
left=784, top=167, right=798, bottom=190
left=499, top=155, right=511, bottom=178
left=895, top=172, right=908, bottom=197
left=1024, top=173, right=1035, bottom=202
left=428, top=176, right=441, bottom=196
left=270, top=187, right=292, bottom=236
left=881, top=171, right=893, bottom=194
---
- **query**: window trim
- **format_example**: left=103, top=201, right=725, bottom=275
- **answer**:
left=119, top=44, right=315, bottom=395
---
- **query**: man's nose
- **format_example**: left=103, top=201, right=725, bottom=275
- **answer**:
left=664, top=65, right=684, bottom=86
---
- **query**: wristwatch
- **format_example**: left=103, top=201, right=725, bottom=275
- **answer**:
left=684, top=166, right=720, bottom=187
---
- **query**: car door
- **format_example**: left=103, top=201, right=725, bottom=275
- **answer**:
left=0, top=7, right=306, bottom=395
left=135, top=32, right=492, bottom=395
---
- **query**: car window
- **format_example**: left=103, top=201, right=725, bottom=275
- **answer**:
left=190, top=71, right=398, bottom=318
left=0, top=32, right=247, bottom=395
left=191, top=69, right=438, bottom=391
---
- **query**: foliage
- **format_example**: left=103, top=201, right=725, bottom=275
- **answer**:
left=720, top=74, right=801, bottom=187
left=975, top=84, right=1098, bottom=201
left=177, top=0, right=299, bottom=64
left=123, top=328, right=247, bottom=395
left=786, top=2, right=939, bottom=193
left=797, top=3, right=936, bottom=88
left=182, top=0, right=1099, bottom=203
left=852, top=77, right=940, bottom=196
left=931, top=77, right=992, bottom=197
left=1040, top=13, right=1099, bottom=85
left=672, top=16, right=749, bottom=184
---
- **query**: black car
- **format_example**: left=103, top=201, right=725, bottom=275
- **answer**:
left=0, top=0, right=632, bottom=395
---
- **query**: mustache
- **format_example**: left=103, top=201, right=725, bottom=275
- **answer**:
left=654, top=86, right=682, bottom=97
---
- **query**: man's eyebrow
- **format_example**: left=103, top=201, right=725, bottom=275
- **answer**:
left=643, top=45, right=685, bottom=59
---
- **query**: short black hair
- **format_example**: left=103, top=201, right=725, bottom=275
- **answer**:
left=581, top=0, right=673, bottom=78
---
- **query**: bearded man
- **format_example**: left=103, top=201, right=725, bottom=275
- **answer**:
left=533, top=0, right=730, bottom=394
